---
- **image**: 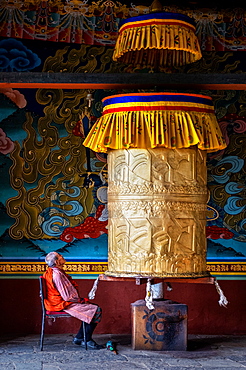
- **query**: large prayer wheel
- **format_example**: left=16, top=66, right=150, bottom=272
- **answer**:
left=107, top=146, right=208, bottom=277
left=83, top=92, right=226, bottom=278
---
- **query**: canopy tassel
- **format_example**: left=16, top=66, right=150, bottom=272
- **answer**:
left=88, top=277, right=99, bottom=300
left=145, top=278, right=155, bottom=310
left=214, top=280, right=228, bottom=308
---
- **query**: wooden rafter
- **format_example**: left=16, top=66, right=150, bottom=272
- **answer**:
left=0, top=72, right=246, bottom=90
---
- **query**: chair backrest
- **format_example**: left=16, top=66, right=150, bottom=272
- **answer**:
left=39, top=276, right=47, bottom=314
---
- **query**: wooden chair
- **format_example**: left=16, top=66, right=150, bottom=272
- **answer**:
left=39, top=276, right=87, bottom=351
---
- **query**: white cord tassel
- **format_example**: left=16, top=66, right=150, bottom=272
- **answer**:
left=145, top=278, right=155, bottom=310
left=214, top=280, right=228, bottom=307
left=166, top=282, right=173, bottom=291
left=88, top=277, right=99, bottom=300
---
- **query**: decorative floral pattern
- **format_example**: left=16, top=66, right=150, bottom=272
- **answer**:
left=0, top=88, right=27, bottom=108
left=0, top=128, right=14, bottom=155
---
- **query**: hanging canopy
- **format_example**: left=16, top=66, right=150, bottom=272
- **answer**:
left=83, top=92, right=226, bottom=153
left=112, top=12, right=202, bottom=68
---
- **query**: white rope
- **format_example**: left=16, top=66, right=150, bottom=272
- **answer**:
left=214, top=280, right=228, bottom=307
left=145, top=278, right=155, bottom=310
left=88, top=277, right=99, bottom=300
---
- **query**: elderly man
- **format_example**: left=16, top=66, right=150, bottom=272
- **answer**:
left=43, top=251, right=103, bottom=350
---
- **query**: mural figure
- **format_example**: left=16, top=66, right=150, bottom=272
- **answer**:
left=60, top=176, right=108, bottom=243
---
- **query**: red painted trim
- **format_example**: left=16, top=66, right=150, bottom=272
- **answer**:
left=0, top=83, right=246, bottom=90
left=0, top=83, right=133, bottom=89
left=103, top=105, right=214, bottom=114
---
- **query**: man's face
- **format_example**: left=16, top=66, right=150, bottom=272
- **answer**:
left=55, top=253, right=66, bottom=268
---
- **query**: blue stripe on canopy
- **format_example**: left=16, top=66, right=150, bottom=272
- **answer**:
left=102, top=93, right=213, bottom=108
left=119, top=12, right=196, bottom=27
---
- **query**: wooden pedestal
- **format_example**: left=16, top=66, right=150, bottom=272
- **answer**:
left=131, top=299, right=187, bottom=351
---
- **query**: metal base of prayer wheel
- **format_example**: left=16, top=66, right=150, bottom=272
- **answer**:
left=131, top=299, right=187, bottom=351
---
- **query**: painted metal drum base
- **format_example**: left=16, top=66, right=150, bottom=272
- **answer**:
left=131, top=299, right=187, bottom=351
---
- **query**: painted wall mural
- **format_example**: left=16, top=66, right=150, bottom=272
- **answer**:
left=1, top=0, right=246, bottom=52
left=0, top=30, right=246, bottom=279
left=0, top=86, right=110, bottom=277
left=206, top=109, right=246, bottom=279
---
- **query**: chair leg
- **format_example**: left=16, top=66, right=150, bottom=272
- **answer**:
left=40, top=314, right=45, bottom=351
left=82, top=321, right=87, bottom=350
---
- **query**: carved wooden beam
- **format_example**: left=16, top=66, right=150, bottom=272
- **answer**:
left=0, top=72, right=246, bottom=90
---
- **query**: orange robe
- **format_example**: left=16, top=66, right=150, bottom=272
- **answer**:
left=43, top=267, right=74, bottom=311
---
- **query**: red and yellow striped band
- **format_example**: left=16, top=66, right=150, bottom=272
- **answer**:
left=102, top=93, right=215, bottom=115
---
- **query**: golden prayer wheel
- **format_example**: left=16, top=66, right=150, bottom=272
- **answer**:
left=107, top=146, right=208, bottom=278
left=83, top=92, right=226, bottom=278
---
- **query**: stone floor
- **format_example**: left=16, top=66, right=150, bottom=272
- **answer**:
left=1, top=333, right=246, bottom=369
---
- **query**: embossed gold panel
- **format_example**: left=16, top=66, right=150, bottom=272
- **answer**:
left=106, top=147, right=209, bottom=278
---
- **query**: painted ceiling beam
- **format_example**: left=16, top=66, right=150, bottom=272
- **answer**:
left=0, top=72, right=246, bottom=90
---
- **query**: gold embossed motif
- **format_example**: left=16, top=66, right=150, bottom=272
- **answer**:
left=106, top=147, right=209, bottom=278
